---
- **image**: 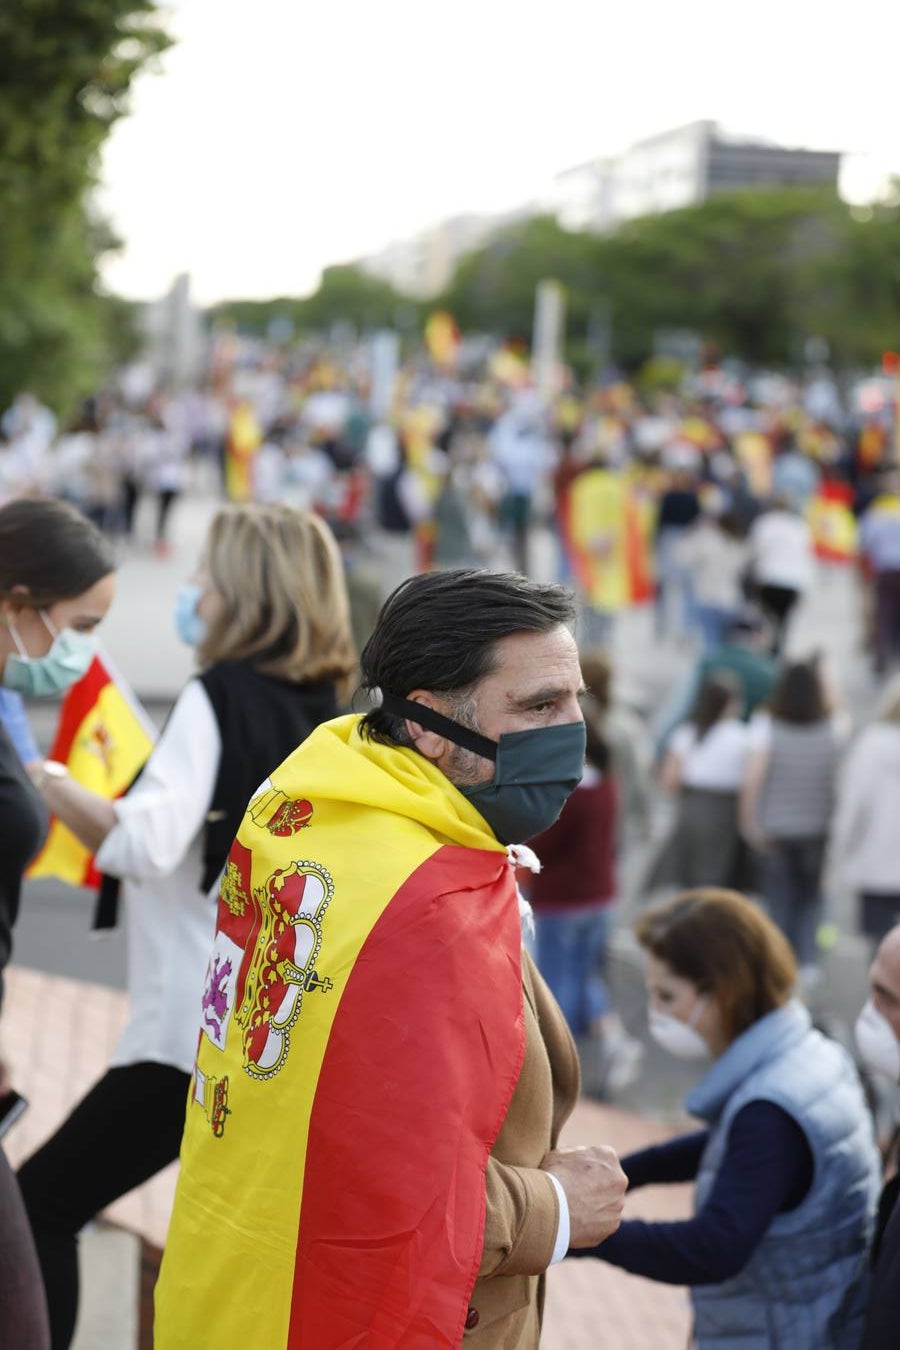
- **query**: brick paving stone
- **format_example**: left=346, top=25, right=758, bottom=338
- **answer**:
left=542, top=1099, right=693, bottom=1349
left=4, top=966, right=176, bottom=1247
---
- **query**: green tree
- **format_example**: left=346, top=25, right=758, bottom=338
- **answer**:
left=437, top=187, right=900, bottom=373
left=211, top=264, right=416, bottom=340
left=804, top=199, right=900, bottom=367
left=439, top=216, right=601, bottom=343
left=594, top=187, right=848, bottom=367
left=0, top=0, right=169, bottom=414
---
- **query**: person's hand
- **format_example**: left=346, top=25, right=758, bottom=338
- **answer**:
left=742, top=824, right=771, bottom=855
left=0, top=1059, right=11, bottom=1097
left=541, top=1144, right=628, bottom=1248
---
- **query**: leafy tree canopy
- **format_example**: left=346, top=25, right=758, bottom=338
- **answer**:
left=0, top=0, right=169, bottom=415
left=439, top=188, right=900, bottom=372
left=210, top=264, right=418, bottom=342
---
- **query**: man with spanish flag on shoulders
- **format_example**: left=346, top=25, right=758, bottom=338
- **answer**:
left=155, top=570, right=627, bottom=1349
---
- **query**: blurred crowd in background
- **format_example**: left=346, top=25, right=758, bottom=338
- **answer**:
left=4, top=326, right=900, bottom=1106
left=2, top=333, right=898, bottom=633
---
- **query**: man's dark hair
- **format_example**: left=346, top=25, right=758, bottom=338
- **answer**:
left=359, top=569, right=576, bottom=745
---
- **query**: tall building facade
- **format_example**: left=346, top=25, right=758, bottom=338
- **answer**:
left=548, top=121, right=840, bottom=232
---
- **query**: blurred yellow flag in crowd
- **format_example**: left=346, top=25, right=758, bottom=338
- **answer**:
left=424, top=310, right=460, bottom=368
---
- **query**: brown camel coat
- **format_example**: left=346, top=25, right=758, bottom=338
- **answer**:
left=465, top=950, right=581, bottom=1346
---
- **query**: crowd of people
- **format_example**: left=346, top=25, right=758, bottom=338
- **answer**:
left=2, top=342, right=899, bottom=676
left=0, top=331, right=899, bottom=1348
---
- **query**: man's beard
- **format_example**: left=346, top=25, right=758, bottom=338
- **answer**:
left=440, top=695, right=494, bottom=789
left=445, top=740, right=489, bottom=788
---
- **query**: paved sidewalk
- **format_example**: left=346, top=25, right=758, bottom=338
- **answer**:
left=2, top=965, right=692, bottom=1349
left=3, top=968, right=174, bottom=1349
left=546, top=1100, right=692, bottom=1348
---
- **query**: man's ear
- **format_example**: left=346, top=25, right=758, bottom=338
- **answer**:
left=403, top=690, right=450, bottom=763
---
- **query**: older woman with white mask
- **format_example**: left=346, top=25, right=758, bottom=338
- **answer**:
left=570, top=888, right=880, bottom=1349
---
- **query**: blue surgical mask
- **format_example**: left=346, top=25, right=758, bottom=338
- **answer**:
left=381, top=694, right=586, bottom=844
left=3, top=612, right=96, bottom=697
left=174, top=584, right=206, bottom=647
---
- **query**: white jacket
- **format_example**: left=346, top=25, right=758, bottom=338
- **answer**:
left=830, top=723, right=900, bottom=892
left=748, top=509, right=815, bottom=592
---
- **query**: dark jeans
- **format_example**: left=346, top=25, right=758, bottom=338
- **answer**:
left=695, top=603, right=737, bottom=654
left=860, top=891, right=900, bottom=944
left=500, top=492, right=532, bottom=575
left=120, top=476, right=141, bottom=538
left=757, top=584, right=800, bottom=655
left=655, top=527, right=696, bottom=639
left=0, top=1148, right=49, bottom=1349
left=761, top=836, right=827, bottom=966
left=873, top=570, right=900, bottom=674
left=18, top=1063, right=190, bottom=1350
left=534, top=906, right=611, bottom=1036
left=156, top=489, right=179, bottom=543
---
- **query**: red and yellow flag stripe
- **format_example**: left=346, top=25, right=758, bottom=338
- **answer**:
left=156, top=719, right=524, bottom=1348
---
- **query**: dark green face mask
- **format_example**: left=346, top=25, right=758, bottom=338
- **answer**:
left=381, top=695, right=586, bottom=845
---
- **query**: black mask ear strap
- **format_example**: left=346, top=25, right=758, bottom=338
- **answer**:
left=380, top=693, right=498, bottom=763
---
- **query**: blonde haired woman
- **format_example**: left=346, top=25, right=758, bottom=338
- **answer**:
left=18, top=504, right=355, bottom=1350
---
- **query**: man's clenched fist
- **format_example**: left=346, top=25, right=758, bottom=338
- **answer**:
left=541, top=1144, right=628, bottom=1248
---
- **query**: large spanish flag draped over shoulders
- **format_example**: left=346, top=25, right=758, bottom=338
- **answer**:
left=27, top=652, right=155, bottom=888
left=155, top=716, right=525, bottom=1350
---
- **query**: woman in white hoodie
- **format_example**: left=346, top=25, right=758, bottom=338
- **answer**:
left=831, top=674, right=900, bottom=944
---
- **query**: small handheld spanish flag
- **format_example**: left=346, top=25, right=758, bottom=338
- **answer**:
left=27, top=651, right=155, bottom=888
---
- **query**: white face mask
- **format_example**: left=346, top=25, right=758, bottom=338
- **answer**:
left=648, top=997, right=710, bottom=1061
left=854, top=1000, right=900, bottom=1082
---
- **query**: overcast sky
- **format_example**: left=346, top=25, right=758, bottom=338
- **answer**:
left=96, top=0, right=900, bottom=305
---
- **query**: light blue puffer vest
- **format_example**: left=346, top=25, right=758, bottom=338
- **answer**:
left=687, top=1000, right=880, bottom=1350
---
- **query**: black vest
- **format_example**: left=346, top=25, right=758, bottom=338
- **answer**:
left=94, top=662, right=337, bottom=928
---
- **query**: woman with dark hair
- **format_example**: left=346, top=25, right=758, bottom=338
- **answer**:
left=0, top=497, right=116, bottom=1350
left=18, top=504, right=356, bottom=1350
left=568, top=888, right=880, bottom=1348
left=647, top=674, right=752, bottom=891
left=740, top=657, right=841, bottom=980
